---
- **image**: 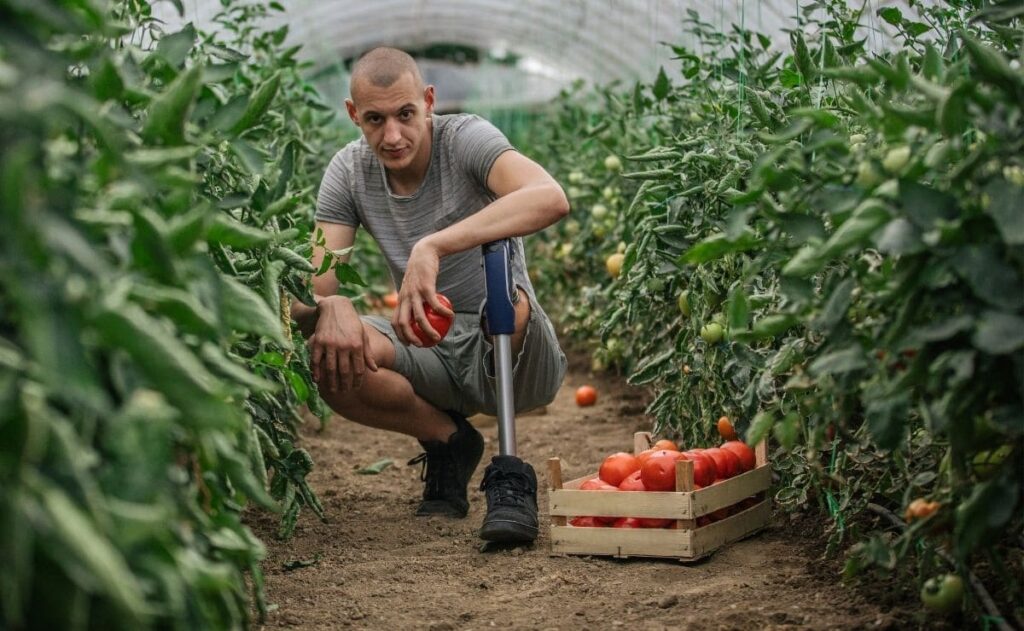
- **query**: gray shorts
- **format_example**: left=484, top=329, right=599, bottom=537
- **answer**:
left=363, top=301, right=566, bottom=417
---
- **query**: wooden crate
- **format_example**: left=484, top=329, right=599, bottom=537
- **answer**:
left=547, top=432, right=770, bottom=562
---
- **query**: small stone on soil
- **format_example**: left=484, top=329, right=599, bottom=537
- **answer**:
left=658, top=595, right=678, bottom=609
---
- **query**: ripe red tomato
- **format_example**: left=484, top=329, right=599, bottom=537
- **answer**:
left=637, top=517, right=673, bottom=528
left=579, top=478, right=618, bottom=492
left=612, top=517, right=644, bottom=528
left=636, top=448, right=658, bottom=467
left=703, top=448, right=737, bottom=479
left=569, top=516, right=603, bottom=527
left=652, top=438, right=679, bottom=452
left=721, top=441, right=756, bottom=472
left=617, top=470, right=646, bottom=491
left=677, top=452, right=716, bottom=487
left=640, top=450, right=680, bottom=491
left=599, top=452, right=640, bottom=487
left=410, top=294, right=453, bottom=347
left=575, top=385, right=598, bottom=406
left=383, top=291, right=399, bottom=309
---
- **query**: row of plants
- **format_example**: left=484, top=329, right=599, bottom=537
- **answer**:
left=525, top=0, right=1021, bottom=625
left=0, top=1, right=387, bottom=628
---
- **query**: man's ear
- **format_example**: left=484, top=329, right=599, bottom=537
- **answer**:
left=344, top=98, right=359, bottom=126
left=423, top=85, right=435, bottom=115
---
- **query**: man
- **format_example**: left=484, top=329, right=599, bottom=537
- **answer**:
left=291, top=47, right=569, bottom=544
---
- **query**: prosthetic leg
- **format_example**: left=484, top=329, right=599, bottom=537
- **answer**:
left=477, top=240, right=539, bottom=543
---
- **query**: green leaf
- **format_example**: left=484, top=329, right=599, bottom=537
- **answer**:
left=809, top=345, right=866, bottom=376
left=91, top=57, right=124, bottom=101
left=356, top=459, right=394, bottom=475
left=973, top=311, right=1024, bottom=355
left=229, top=138, right=265, bottom=175
left=141, top=65, right=202, bottom=145
left=818, top=200, right=891, bottom=261
left=209, top=95, right=249, bottom=132
left=652, top=66, right=670, bottom=100
left=207, top=214, right=274, bottom=250
left=875, top=218, right=923, bottom=255
left=813, top=279, right=854, bottom=332
left=154, top=24, right=195, bottom=68
left=898, top=181, right=957, bottom=230
left=746, top=410, right=775, bottom=447
left=866, top=390, right=910, bottom=449
left=955, top=477, right=1020, bottom=556
left=772, top=413, right=800, bottom=450
left=749, top=314, right=799, bottom=340
left=27, top=476, right=147, bottom=619
left=985, top=179, right=1024, bottom=245
left=627, top=348, right=674, bottom=386
left=954, top=245, right=1024, bottom=310
left=910, top=315, right=974, bottom=344
left=878, top=7, right=902, bottom=25
left=230, top=71, right=282, bottom=135
left=285, top=368, right=309, bottom=403
left=334, top=263, right=367, bottom=287
left=219, top=276, right=290, bottom=347
left=200, top=344, right=278, bottom=392
left=679, top=232, right=759, bottom=264
left=727, top=288, right=750, bottom=332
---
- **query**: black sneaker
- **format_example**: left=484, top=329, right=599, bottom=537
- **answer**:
left=478, top=456, right=539, bottom=543
left=407, top=411, right=484, bottom=518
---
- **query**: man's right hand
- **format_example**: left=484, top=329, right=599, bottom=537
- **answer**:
left=309, top=295, right=379, bottom=393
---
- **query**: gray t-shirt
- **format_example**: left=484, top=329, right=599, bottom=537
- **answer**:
left=315, top=114, right=536, bottom=313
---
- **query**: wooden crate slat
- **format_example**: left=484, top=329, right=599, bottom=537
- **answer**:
left=550, top=488, right=692, bottom=519
left=690, top=464, right=771, bottom=517
left=688, top=499, right=770, bottom=558
left=551, top=525, right=692, bottom=558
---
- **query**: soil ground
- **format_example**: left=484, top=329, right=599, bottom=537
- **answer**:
left=250, top=369, right=903, bottom=631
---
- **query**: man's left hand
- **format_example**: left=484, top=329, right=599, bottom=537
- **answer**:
left=393, top=239, right=453, bottom=346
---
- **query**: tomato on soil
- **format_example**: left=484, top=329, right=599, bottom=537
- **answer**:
left=575, top=385, right=598, bottom=407
left=920, top=574, right=963, bottom=614
left=904, top=498, right=941, bottom=523
left=599, top=452, right=640, bottom=487
left=721, top=441, right=756, bottom=472
left=410, top=294, right=453, bottom=347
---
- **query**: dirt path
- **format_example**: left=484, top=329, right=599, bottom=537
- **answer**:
left=250, top=370, right=898, bottom=630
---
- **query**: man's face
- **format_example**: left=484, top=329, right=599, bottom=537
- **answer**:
left=346, top=72, right=434, bottom=174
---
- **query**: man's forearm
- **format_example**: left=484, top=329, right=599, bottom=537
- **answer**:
left=422, top=183, right=568, bottom=257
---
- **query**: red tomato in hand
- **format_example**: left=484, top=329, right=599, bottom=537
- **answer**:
left=410, top=294, right=453, bottom=347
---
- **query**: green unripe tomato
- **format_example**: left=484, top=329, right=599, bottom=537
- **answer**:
left=568, top=171, right=584, bottom=184
left=591, top=203, right=608, bottom=219
left=882, top=145, right=912, bottom=173
left=700, top=322, right=724, bottom=344
left=604, top=155, right=622, bottom=172
left=677, top=291, right=691, bottom=317
left=971, top=445, right=1012, bottom=479
left=920, top=574, right=963, bottom=615
left=856, top=160, right=882, bottom=188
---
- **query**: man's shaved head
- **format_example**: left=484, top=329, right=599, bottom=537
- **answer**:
left=350, top=47, right=424, bottom=99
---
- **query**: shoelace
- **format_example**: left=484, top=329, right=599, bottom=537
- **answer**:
left=408, top=449, right=460, bottom=499
left=480, top=469, right=535, bottom=507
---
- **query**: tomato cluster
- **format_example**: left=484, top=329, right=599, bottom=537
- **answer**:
left=568, top=439, right=759, bottom=529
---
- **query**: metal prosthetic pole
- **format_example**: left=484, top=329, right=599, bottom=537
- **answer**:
left=482, top=239, right=517, bottom=457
